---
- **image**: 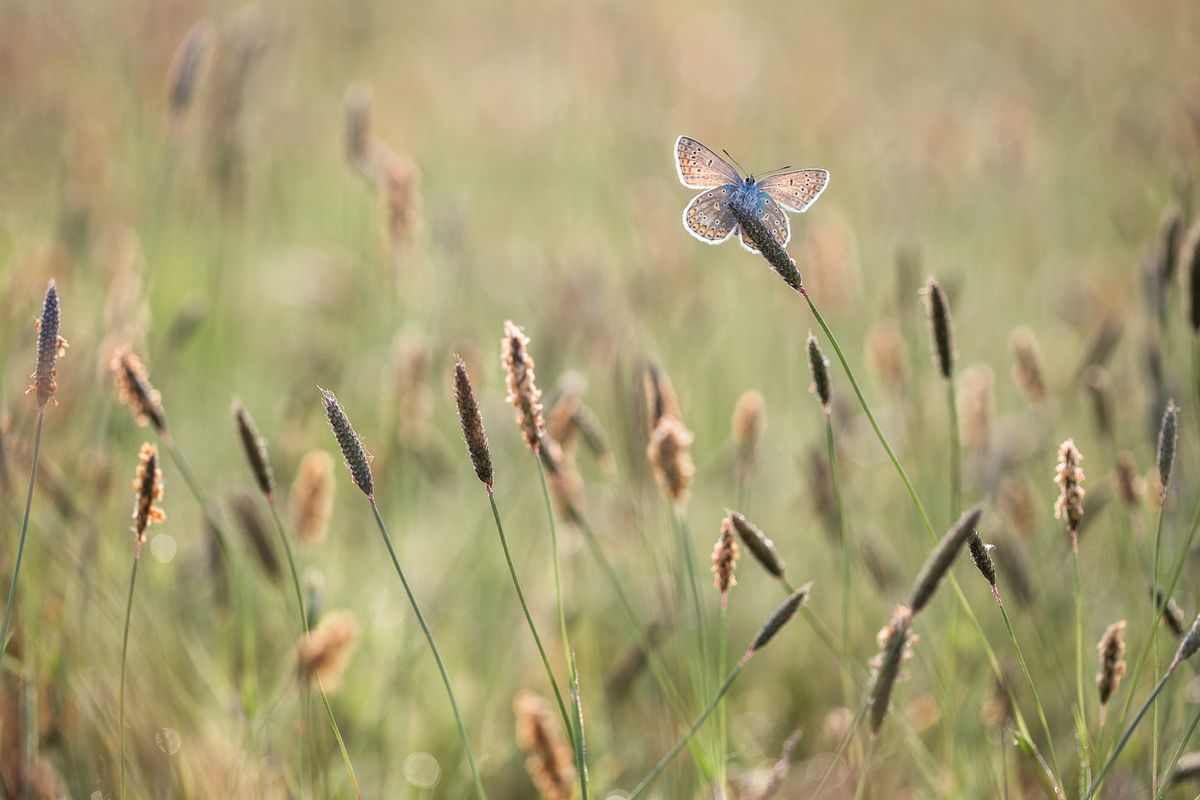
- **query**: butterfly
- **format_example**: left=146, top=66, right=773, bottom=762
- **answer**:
left=675, top=135, right=829, bottom=254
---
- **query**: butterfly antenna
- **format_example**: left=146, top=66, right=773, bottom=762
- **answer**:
left=722, top=149, right=749, bottom=178
left=761, top=164, right=794, bottom=178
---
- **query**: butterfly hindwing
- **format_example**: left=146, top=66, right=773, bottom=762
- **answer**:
left=675, top=135, right=741, bottom=189
left=757, top=169, right=830, bottom=213
left=683, top=185, right=739, bottom=245
left=737, top=192, right=790, bottom=254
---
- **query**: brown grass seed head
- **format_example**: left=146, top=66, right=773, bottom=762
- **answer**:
left=501, top=320, right=545, bottom=452
left=869, top=606, right=915, bottom=734
left=112, top=346, right=166, bottom=433
left=233, top=401, right=275, bottom=499
left=514, top=690, right=576, bottom=800
left=731, top=389, right=766, bottom=480
left=1095, top=620, right=1127, bottom=719
left=1114, top=451, right=1144, bottom=509
left=806, top=334, right=832, bottom=411
left=647, top=415, right=695, bottom=508
left=922, top=278, right=955, bottom=380
left=1054, top=438, right=1085, bottom=546
left=320, top=388, right=374, bottom=499
left=748, top=583, right=810, bottom=655
left=453, top=357, right=494, bottom=490
left=1185, top=219, right=1200, bottom=334
left=711, top=515, right=739, bottom=601
left=1009, top=326, right=1047, bottom=404
left=728, top=511, right=786, bottom=579
left=642, top=357, right=679, bottom=434
left=131, top=443, right=165, bottom=557
left=909, top=505, right=984, bottom=615
left=297, top=609, right=359, bottom=690
left=166, top=21, right=212, bottom=129
left=290, top=450, right=334, bottom=544
left=1156, top=399, right=1179, bottom=499
left=30, top=280, right=67, bottom=408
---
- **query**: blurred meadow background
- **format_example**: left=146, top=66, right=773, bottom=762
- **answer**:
left=2, top=0, right=1200, bottom=797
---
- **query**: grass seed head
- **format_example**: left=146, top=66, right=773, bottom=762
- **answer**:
left=514, top=690, right=576, bottom=800
left=725, top=202, right=804, bottom=292
left=731, top=389, right=766, bottom=481
left=1185, top=219, right=1200, bottom=333
left=869, top=606, right=915, bottom=734
left=30, top=280, right=67, bottom=408
left=642, top=358, right=680, bottom=434
left=320, top=388, right=374, bottom=499
left=711, top=515, right=739, bottom=601
left=1172, top=614, right=1200, bottom=670
left=1054, top=438, right=1085, bottom=546
left=909, top=505, right=984, bottom=614
left=131, top=443, right=165, bottom=557
left=646, top=416, right=694, bottom=508
left=502, top=320, right=545, bottom=452
left=1085, top=366, right=1113, bottom=440
left=922, top=278, right=955, bottom=380
left=166, top=21, right=212, bottom=129
left=728, top=511, right=785, bottom=579
left=806, top=334, right=832, bottom=411
left=1009, top=326, right=1047, bottom=404
left=297, top=609, right=359, bottom=690
left=290, top=450, right=334, bottom=544
left=1095, top=620, right=1127, bottom=720
left=453, top=356, right=494, bottom=489
left=957, top=364, right=994, bottom=451
left=230, top=490, right=281, bottom=582
left=967, top=531, right=997, bottom=589
left=1156, top=399, right=1179, bottom=499
left=232, top=401, right=274, bottom=498
left=1154, top=588, right=1186, bottom=637
left=749, top=583, right=810, bottom=654
left=112, top=346, right=166, bottom=432
left=343, top=80, right=375, bottom=179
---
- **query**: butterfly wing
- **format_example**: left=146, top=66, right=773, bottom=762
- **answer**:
left=757, top=169, right=830, bottom=213
left=737, top=192, right=790, bottom=254
left=683, top=185, right=739, bottom=245
left=675, top=135, right=741, bottom=189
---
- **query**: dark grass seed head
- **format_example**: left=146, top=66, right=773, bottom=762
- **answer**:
left=869, top=607, right=913, bottom=734
left=166, top=21, right=212, bottom=127
left=728, top=511, right=785, bottom=578
left=748, top=583, right=810, bottom=654
left=909, top=505, right=984, bottom=615
left=967, top=531, right=996, bottom=588
left=31, top=280, right=66, bottom=408
left=452, top=357, right=493, bottom=489
left=922, top=278, right=955, bottom=380
left=1157, top=399, right=1179, bottom=499
left=232, top=401, right=275, bottom=498
left=112, top=346, right=167, bottom=433
left=131, top=443, right=165, bottom=557
left=320, top=388, right=374, bottom=499
left=725, top=203, right=804, bottom=292
left=1171, top=613, right=1200, bottom=670
left=805, top=334, right=832, bottom=411
left=1153, top=588, right=1186, bottom=637
left=1186, top=220, right=1200, bottom=334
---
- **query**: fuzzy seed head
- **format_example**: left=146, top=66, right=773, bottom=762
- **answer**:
left=290, top=450, right=334, bottom=545
left=1113, top=451, right=1144, bottom=509
left=923, top=278, right=955, bottom=380
left=1155, top=588, right=1186, bottom=637
left=749, top=583, right=810, bottom=653
left=957, top=364, right=994, bottom=451
left=643, top=359, right=680, bottom=434
left=230, top=490, right=280, bottom=581
left=909, top=506, right=984, bottom=615
left=166, top=21, right=212, bottom=127
left=731, top=390, right=766, bottom=482
left=1009, top=326, right=1047, bottom=404
left=540, top=437, right=585, bottom=523
left=131, top=443, right=165, bottom=557
left=646, top=416, right=694, bottom=508
left=1054, top=439, right=1086, bottom=543
left=1173, top=614, right=1200, bottom=670
left=233, top=401, right=274, bottom=498
left=30, top=280, right=67, bottom=407
left=502, top=321, right=545, bottom=451
left=297, top=609, right=359, bottom=690
left=320, top=388, right=374, bottom=498
left=514, top=690, right=575, bottom=800
left=967, top=531, right=997, bottom=588
left=711, top=516, right=739, bottom=598
left=806, top=334, right=832, bottom=411
left=869, top=606, right=915, bottom=734
left=866, top=319, right=909, bottom=390
left=1085, top=367, right=1113, bottom=440
left=1157, top=399, right=1179, bottom=499
left=111, top=346, right=166, bottom=432
left=377, top=147, right=422, bottom=247
left=728, top=511, right=786, bottom=578
left=453, top=357, right=493, bottom=489
left=1095, top=620, right=1127, bottom=717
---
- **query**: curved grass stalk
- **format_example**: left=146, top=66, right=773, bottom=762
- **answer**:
left=0, top=409, right=44, bottom=656
left=368, top=501, right=487, bottom=799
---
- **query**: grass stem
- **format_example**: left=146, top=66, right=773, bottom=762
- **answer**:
left=0, top=408, right=43, bottom=657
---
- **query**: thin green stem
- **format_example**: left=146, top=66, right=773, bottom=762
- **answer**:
left=118, top=554, right=139, bottom=800
left=1073, top=543, right=1089, bottom=743
left=996, top=594, right=1062, bottom=783
left=1155, top=701, right=1200, bottom=799
left=1150, top=503, right=1167, bottom=795
left=0, top=409, right=44, bottom=656
left=716, top=603, right=729, bottom=796
left=853, top=734, right=877, bottom=800
left=485, top=490, right=574, bottom=748
left=1087, top=669, right=1174, bottom=799
left=946, top=379, right=961, bottom=523
left=368, top=501, right=486, bottom=799
left=628, top=660, right=746, bottom=799
left=673, top=510, right=710, bottom=698
left=266, top=500, right=361, bottom=800
left=824, top=414, right=852, bottom=707
left=534, top=456, right=588, bottom=800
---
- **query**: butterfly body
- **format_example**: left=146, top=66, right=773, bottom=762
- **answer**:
left=675, top=135, right=828, bottom=254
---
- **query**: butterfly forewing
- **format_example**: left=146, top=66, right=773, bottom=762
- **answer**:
left=675, top=136, right=741, bottom=189
left=683, top=185, right=739, bottom=245
left=757, top=169, right=830, bottom=212
left=737, top=193, right=790, bottom=254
